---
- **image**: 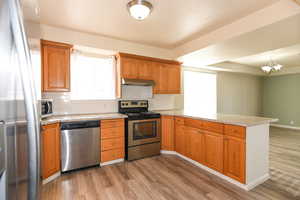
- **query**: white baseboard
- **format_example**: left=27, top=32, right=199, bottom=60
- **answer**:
left=271, top=124, right=300, bottom=130
left=42, top=172, right=61, bottom=185
left=246, top=174, right=270, bottom=190
left=160, top=150, right=269, bottom=191
left=160, top=150, right=177, bottom=155
left=100, top=158, right=124, bottom=166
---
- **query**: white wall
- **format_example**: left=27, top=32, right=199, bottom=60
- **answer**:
left=217, top=72, right=263, bottom=116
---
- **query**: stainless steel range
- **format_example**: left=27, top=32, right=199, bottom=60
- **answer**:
left=119, top=100, right=161, bottom=161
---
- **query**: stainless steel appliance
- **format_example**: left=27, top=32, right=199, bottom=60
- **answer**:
left=119, top=100, right=161, bottom=161
left=0, top=121, right=5, bottom=176
left=41, top=99, right=53, bottom=118
left=61, top=121, right=100, bottom=172
left=0, top=0, right=41, bottom=199
left=122, top=78, right=155, bottom=86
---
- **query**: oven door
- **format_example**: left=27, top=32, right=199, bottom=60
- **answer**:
left=128, top=118, right=161, bottom=147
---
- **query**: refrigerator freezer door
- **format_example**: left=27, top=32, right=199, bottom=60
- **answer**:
left=0, top=122, right=5, bottom=176
left=0, top=0, right=41, bottom=199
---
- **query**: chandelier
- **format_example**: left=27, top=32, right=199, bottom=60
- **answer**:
left=261, top=60, right=283, bottom=74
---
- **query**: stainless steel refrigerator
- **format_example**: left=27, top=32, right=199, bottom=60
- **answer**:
left=0, top=0, right=41, bottom=199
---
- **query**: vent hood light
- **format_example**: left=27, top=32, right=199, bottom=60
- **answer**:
left=127, top=0, right=153, bottom=20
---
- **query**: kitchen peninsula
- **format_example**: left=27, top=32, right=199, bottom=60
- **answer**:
left=158, top=110, right=277, bottom=191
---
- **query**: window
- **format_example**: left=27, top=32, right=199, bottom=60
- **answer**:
left=184, top=70, right=217, bottom=114
left=70, top=54, right=115, bottom=100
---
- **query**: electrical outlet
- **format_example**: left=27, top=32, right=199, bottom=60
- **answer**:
left=290, top=120, right=294, bottom=125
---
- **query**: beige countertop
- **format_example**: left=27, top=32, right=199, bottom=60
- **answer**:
left=41, top=113, right=127, bottom=125
left=154, top=110, right=278, bottom=127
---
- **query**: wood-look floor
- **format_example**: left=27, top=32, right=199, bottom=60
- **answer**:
left=42, top=127, right=300, bottom=200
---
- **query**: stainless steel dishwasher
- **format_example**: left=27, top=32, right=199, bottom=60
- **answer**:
left=61, top=120, right=100, bottom=172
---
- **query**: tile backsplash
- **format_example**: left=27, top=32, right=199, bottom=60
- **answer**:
left=42, top=92, right=183, bottom=115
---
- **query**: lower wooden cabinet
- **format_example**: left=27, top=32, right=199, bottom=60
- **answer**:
left=161, top=116, right=175, bottom=151
left=162, top=115, right=246, bottom=184
left=42, top=123, right=60, bottom=179
left=185, top=126, right=204, bottom=163
left=203, top=131, right=224, bottom=173
left=224, top=136, right=246, bottom=183
left=100, top=119, right=125, bottom=163
left=101, top=148, right=124, bottom=163
left=175, top=118, right=186, bottom=156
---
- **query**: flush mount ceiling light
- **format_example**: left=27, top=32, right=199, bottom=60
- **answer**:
left=127, top=0, right=153, bottom=20
left=261, top=59, right=283, bottom=74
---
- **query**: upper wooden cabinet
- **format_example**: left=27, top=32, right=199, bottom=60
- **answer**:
left=41, top=40, right=73, bottom=92
left=42, top=123, right=60, bottom=179
left=116, top=53, right=181, bottom=97
left=120, top=57, right=139, bottom=79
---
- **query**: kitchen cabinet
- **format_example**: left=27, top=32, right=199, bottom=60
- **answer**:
left=163, top=64, right=181, bottom=94
left=138, top=60, right=154, bottom=80
left=41, top=40, right=73, bottom=92
left=42, top=123, right=60, bottom=179
left=161, top=114, right=271, bottom=186
left=161, top=115, right=175, bottom=151
left=184, top=126, right=204, bottom=163
left=120, top=57, right=139, bottom=79
left=152, top=62, right=162, bottom=94
left=116, top=53, right=181, bottom=97
left=224, top=125, right=246, bottom=183
left=175, top=117, right=186, bottom=156
left=203, top=131, right=224, bottom=173
left=100, top=119, right=125, bottom=163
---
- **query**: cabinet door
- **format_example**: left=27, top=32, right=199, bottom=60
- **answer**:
left=203, top=131, right=224, bottom=173
left=175, top=124, right=186, bottom=156
left=139, top=60, right=153, bottom=80
left=158, top=64, right=169, bottom=93
left=161, top=116, right=175, bottom=151
left=42, top=40, right=72, bottom=92
left=42, top=123, right=60, bottom=179
left=185, top=126, right=204, bottom=163
left=121, top=57, right=139, bottom=79
left=152, top=63, right=161, bottom=94
left=154, top=64, right=181, bottom=94
left=166, top=64, right=181, bottom=94
left=224, top=136, right=246, bottom=183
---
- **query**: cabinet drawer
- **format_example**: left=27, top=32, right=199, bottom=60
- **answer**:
left=101, top=119, right=124, bottom=128
left=203, top=121, right=224, bottom=134
left=101, top=126, right=124, bottom=139
left=101, top=138, right=124, bottom=151
left=184, top=118, right=204, bottom=129
left=175, top=117, right=184, bottom=125
left=224, top=125, right=245, bottom=139
left=101, top=148, right=124, bottom=163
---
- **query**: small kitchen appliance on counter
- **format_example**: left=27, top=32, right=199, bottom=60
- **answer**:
left=41, top=99, right=53, bottom=118
left=119, top=100, right=161, bottom=161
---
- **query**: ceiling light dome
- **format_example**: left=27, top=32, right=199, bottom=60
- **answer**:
left=127, top=0, right=153, bottom=20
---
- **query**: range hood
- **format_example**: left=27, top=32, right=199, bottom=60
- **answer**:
left=122, top=78, right=155, bottom=86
